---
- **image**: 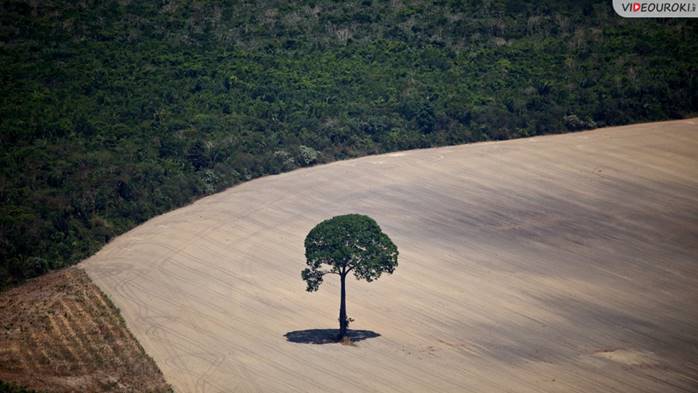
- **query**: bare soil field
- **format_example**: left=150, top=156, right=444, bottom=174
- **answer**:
left=0, top=268, right=171, bottom=392
left=83, top=119, right=698, bottom=392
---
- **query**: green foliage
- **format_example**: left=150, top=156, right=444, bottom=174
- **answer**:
left=0, top=381, right=39, bottom=393
left=303, top=214, right=398, bottom=291
left=1, top=0, right=696, bottom=288
left=298, top=145, right=319, bottom=166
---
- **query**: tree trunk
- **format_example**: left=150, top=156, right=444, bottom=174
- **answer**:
left=338, top=273, right=348, bottom=340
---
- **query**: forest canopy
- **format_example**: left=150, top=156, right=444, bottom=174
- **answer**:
left=1, top=0, right=696, bottom=287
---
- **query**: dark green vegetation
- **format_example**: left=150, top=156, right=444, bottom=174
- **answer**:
left=1, top=0, right=696, bottom=288
left=303, top=214, right=398, bottom=339
left=0, top=381, right=38, bottom=393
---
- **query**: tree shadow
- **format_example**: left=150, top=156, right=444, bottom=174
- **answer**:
left=284, top=329, right=380, bottom=344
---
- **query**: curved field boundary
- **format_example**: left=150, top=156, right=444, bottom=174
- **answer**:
left=83, top=119, right=698, bottom=392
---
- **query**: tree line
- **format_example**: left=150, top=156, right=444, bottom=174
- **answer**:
left=1, top=0, right=696, bottom=288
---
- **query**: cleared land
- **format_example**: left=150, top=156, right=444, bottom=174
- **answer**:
left=0, top=268, right=171, bottom=393
left=83, top=119, right=698, bottom=392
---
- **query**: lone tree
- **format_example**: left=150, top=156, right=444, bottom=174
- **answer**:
left=302, top=214, right=398, bottom=340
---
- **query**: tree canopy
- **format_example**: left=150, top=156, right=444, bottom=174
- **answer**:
left=303, top=214, right=399, bottom=291
left=303, top=214, right=398, bottom=339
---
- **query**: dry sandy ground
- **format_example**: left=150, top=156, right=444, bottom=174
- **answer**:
left=83, top=119, right=698, bottom=393
left=0, top=268, right=171, bottom=392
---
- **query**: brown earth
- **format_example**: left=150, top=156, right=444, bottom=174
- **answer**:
left=82, top=118, right=698, bottom=392
left=0, top=267, right=171, bottom=393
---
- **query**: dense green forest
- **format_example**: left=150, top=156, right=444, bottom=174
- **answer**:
left=1, top=0, right=696, bottom=288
